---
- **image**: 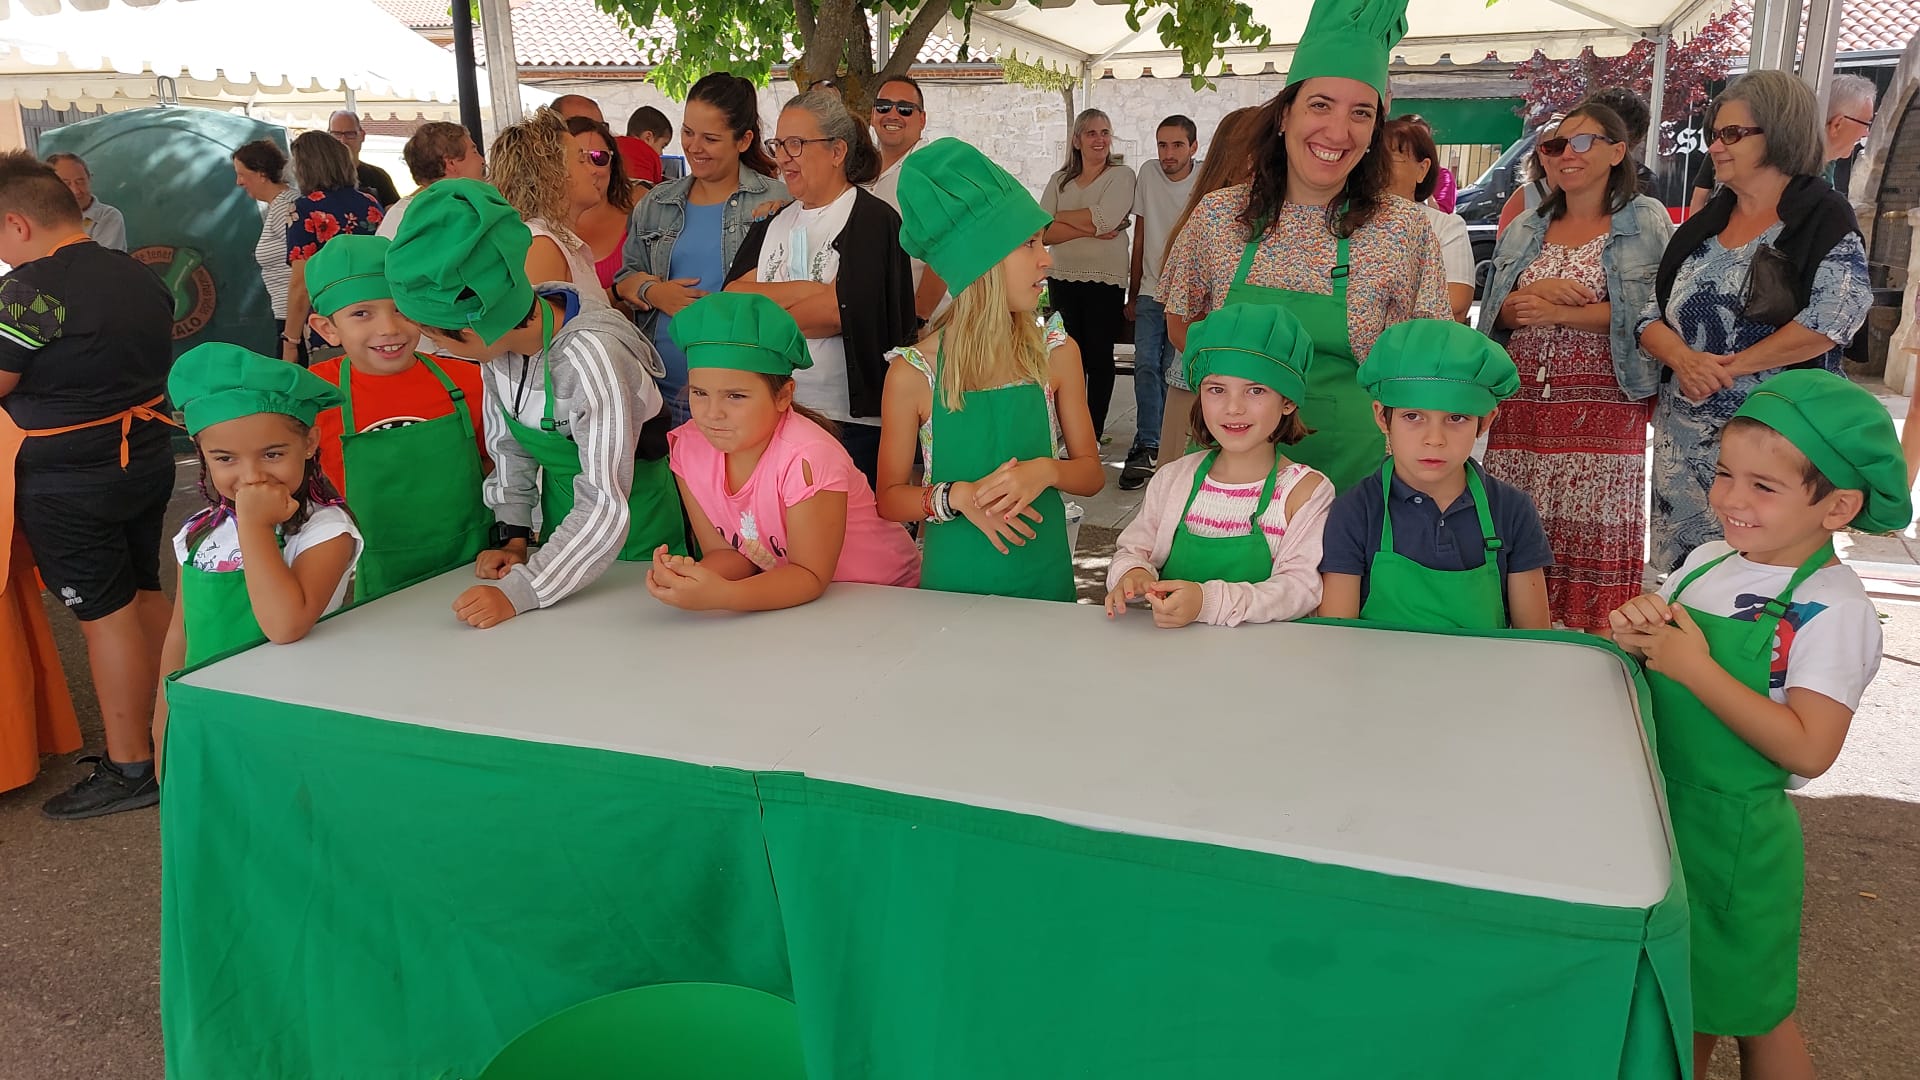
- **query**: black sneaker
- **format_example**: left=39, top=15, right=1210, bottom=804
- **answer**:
left=41, top=755, right=159, bottom=821
left=1118, top=446, right=1157, bottom=491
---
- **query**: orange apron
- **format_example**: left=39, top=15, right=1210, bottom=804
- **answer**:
left=0, top=395, right=178, bottom=792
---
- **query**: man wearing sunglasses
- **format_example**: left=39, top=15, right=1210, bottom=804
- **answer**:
left=1688, top=73, right=1877, bottom=214
left=866, top=76, right=947, bottom=320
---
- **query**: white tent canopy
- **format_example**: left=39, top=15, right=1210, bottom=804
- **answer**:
left=0, top=0, right=549, bottom=124
left=943, top=0, right=1738, bottom=80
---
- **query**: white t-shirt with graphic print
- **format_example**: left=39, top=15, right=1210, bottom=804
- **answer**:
left=173, top=504, right=363, bottom=616
left=759, top=186, right=858, bottom=422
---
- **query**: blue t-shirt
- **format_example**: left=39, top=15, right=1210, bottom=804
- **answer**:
left=1318, top=461, right=1554, bottom=606
left=652, top=200, right=729, bottom=424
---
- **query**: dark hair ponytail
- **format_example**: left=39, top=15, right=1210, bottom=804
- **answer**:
left=689, top=71, right=777, bottom=178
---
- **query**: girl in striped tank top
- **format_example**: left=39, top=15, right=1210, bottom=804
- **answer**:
left=1105, top=304, right=1332, bottom=627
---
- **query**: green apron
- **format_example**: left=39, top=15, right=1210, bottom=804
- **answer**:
left=920, top=345, right=1073, bottom=602
left=1357, top=461, right=1507, bottom=630
left=1221, top=217, right=1382, bottom=492
left=496, top=304, right=685, bottom=561
left=1158, top=451, right=1281, bottom=584
left=1650, top=543, right=1830, bottom=1036
left=180, top=528, right=271, bottom=667
left=338, top=355, right=492, bottom=603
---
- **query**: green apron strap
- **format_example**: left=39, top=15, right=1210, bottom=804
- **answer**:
left=1377, top=463, right=1395, bottom=553
left=1464, top=462, right=1500, bottom=556
left=1183, top=450, right=1219, bottom=505
left=1668, top=542, right=1835, bottom=660
left=1329, top=230, right=1349, bottom=306
left=1230, top=221, right=1267, bottom=287
left=339, top=364, right=357, bottom=434
left=417, top=353, right=475, bottom=432
left=536, top=300, right=559, bottom=433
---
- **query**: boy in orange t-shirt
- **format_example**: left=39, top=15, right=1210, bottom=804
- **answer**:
left=304, top=234, right=492, bottom=600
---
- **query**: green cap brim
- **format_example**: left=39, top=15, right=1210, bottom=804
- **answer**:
left=684, top=340, right=813, bottom=376
left=1370, top=378, right=1501, bottom=416
left=1185, top=346, right=1307, bottom=404
left=311, top=271, right=394, bottom=318
left=182, top=386, right=344, bottom=436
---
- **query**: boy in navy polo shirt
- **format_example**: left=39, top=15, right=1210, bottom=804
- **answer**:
left=1318, top=319, right=1552, bottom=630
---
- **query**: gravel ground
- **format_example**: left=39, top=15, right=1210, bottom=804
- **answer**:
left=0, top=466, right=1914, bottom=1080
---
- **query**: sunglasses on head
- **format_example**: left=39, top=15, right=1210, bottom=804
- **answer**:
left=1708, top=125, right=1766, bottom=146
left=872, top=98, right=919, bottom=118
left=1537, top=133, right=1619, bottom=156
left=582, top=148, right=612, bottom=166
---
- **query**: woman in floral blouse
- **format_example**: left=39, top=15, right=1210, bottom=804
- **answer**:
left=281, top=130, right=382, bottom=365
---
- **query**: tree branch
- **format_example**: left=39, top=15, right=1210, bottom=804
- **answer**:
left=878, top=0, right=950, bottom=84
left=792, top=0, right=817, bottom=41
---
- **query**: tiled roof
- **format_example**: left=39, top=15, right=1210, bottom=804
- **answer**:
left=374, top=0, right=968, bottom=69
left=1723, top=0, right=1918, bottom=54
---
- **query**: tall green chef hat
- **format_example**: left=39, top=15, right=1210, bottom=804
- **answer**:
left=1286, top=0, right=1411, bottom=99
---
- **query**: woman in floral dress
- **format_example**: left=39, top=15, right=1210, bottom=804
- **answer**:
left=1478, top=102, right=1671, bottom=631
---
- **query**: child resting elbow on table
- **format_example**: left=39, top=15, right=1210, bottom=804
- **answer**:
left=1317, top=320, right=1552, bottom=631
left=385, top=179, right=686, bottom=631
left=646, top=293, right=920, bottom=611
left=1104, top=304, right=1332, bottom=627
left=1608, top=370, right=1909, bottom=1080
left=154, top=344, right=364, bottom=767
left=875, top=138, right=1106, bottom=603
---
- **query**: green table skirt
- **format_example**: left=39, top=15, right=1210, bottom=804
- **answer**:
left=160, top=681, right=1691, bottom=1079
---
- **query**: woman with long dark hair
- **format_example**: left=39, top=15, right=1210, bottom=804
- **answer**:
left=1477, top=101, right=1672, bottom=632
left=617, top=72, right=789, bottom=422
left=1158, top=4, right=1451, bottom=492
left=565, top=115, right=638, bottom=292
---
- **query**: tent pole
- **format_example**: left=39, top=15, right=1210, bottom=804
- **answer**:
left=1800, top=0, right=1843, bottom=114
left=477, top=0, right=521, bottom=144
left=876, top=6, right=891, bottom=69
left=1645, top=31, right=1668, bottom=171
left=452, top=0, right=484, bottom=150
left=1080, top=60, right=1094, bottom=110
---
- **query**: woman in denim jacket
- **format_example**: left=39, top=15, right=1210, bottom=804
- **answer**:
left=1475, top=102, right=1672, bottom=632
left=616, top=72, right=790, bottom=423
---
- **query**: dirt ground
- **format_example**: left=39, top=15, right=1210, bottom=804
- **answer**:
left=0, top=469, right=1915, bottom=1079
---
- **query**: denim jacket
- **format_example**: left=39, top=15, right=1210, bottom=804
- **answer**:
left=1476, top=194, right=1672, bottom=400
left=618, top=164, right=789, bottom=338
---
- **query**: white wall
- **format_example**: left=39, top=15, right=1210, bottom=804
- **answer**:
left=534, top=74, right=1296, bottom=196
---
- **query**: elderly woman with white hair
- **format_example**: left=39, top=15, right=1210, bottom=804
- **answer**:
left=1637, top=69, right=1872, bottom=574
left=725, top=87, right=916, bottom=485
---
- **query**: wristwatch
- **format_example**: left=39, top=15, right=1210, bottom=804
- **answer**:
left=490, top=523, right=533, bottom=548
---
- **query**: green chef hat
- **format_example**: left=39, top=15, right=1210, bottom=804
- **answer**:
left=1733, top=369, right=1914, bottom=532
left=1286, top=0, right=1410, bottom=99
left=1359, top=319, right=1520, bottom=416
left=898, top=138, right=1052, bottom=292
left=1182, top=304, right=1313, bottom=404
left=385, top=178, right=534, bottom=345
left=305, top=234, right=393, bottom=317
left=669, top=293, right=813, bottom=376
left=168, top=342, right=345, bottom=435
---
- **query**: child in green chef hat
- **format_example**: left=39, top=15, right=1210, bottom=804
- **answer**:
left=1611, top=369, right=1913, bottom=1080
left=385, top=178, right=685, bottom=631
left=1317, top=318, right=1553, bottom=629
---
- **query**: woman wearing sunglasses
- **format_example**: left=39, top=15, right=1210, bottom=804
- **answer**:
left=565, top=116, right=638, bottom=296
left=723, top=87, right=916, bottom=487
left=1637, top=69, right=1872, bottom=576
left=488, top=107, right=609, bottom=301
left=1476, top=101, right=1672, bottom=634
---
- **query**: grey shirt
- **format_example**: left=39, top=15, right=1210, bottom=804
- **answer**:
left=81, top=200, right=127, bottom=251
left=482, top=283, right=667, bottom=615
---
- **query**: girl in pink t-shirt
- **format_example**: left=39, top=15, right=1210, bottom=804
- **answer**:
left=648, top=294, right=919, bottom=611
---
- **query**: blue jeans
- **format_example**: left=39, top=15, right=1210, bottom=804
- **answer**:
left=1131, top=294, right=1177, bottom=452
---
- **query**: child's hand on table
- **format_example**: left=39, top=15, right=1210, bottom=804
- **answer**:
left=453, top=584, right=517, bottom=629
left=646, top=545, right=732, bottom=611
left=1104, top=567, right=1156, bottom=617
left=475, top=543, right=528, bottom=580
left=1615, top=605, right=1714, bottom=682
left=233, top=478, right=298, bottom=528
left=1145, top=580, right=1203, bottom=629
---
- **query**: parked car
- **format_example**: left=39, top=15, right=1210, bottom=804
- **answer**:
left=1453, top=130, right=1539, bottom=298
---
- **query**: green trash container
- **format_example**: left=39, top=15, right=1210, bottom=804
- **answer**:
left=39, top=106, right=288, bottom=451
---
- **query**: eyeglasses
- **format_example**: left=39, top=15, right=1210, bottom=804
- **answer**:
left=328, top=129, right=362, bottom=141
left=872, top=98, right=919, bottom=118
left=581, top=149, right=612, bottom=167
left=764, top=136, right=835, bottom=158
left=1537, top=133, right=1619, bottom=157
left=1837, top=113, right=1873, bottom=129
left=1708, top=125, right=1766, bottom=146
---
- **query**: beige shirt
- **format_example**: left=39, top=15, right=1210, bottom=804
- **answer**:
left=1038, top=165, right=1135, bottom=288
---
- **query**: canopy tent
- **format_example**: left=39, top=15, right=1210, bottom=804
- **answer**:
left=939, top=0, right=1739, bottom=81
left=0, top=0, right=551, bottom=126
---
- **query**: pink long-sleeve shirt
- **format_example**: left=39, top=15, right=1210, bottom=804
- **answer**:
left=1107, top=451, right=1334, bottom=626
